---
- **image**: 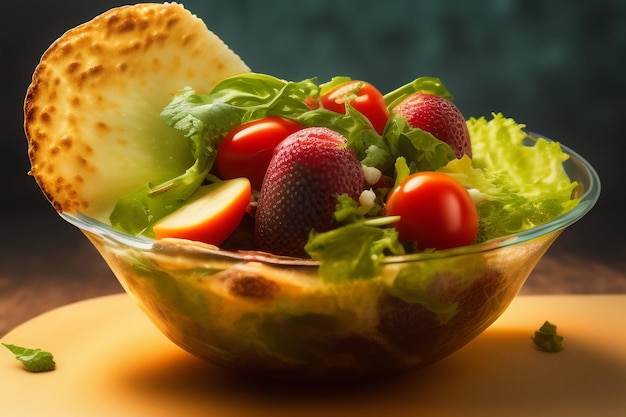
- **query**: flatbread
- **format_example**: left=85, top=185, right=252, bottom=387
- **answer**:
left=24, top=2, right=250, bottom=221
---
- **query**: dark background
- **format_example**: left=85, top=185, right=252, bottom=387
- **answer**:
left=2, top=1, right=625, bottom=283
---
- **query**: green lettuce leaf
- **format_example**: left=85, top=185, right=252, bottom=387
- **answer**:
left=2, top=343, right=55, bottom=372
left=532, top=321, right=564, bottom=352
left=384, top=115, right=456, bottom=176
left=305, top=224, right=404, bottom=282
left=439, top=113, right=579, bottom=241
left=383, top=76, right=454, bottom=110
left=305, top=195, right=404, bottom=282
left=318, top=75, right=352, bottom=95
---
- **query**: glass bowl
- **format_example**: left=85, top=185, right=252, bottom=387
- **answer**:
left=60, top=133, right=599, bottom=381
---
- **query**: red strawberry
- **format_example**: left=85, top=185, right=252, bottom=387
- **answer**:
left=255, top=127, right=364, bottom=257
left=393, top=92, right=472, bottom=158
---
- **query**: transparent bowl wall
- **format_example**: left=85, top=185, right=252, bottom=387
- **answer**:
left=61, top=134, right=600, bottom=380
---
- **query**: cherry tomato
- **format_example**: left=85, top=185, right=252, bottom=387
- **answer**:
left=215, top=116, right=303, bottom=190
left=320, top=80, right=389, bottom=135
left=385, top=172, right=478, bottom=250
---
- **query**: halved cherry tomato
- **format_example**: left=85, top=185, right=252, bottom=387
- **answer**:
left=215, top=116, right=303, bottom=190
left=385, top=172, right=478, bottom=250
left=320, top=80, right=389, bottom=135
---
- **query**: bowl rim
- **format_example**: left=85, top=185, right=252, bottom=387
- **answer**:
left=60, top=132, right=601, bottom=265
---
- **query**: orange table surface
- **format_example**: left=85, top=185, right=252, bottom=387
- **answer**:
left=1, top=293, right=625, bottom=417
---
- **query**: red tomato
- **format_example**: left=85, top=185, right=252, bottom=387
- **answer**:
left=385, top=172, right=478, bottom=250
left=215, top=116, right=303, bottom=190
left=320, top=80, right=389, bottom=135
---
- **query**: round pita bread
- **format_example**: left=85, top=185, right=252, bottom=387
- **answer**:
left=24, top=2, right=250, bottom=221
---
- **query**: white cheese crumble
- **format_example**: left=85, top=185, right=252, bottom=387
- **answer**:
left=467, top=188, right=485, bottom=205
left=359, top=189, right=377, bottom=209
left=362, top=165, right=382, bottom=186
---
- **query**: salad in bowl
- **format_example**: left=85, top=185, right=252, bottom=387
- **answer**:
left=24, top=3, right=599, bottom=380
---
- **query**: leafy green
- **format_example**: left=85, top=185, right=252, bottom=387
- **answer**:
left=532, top=321, right=564, bottom=352
left=385, top=116, right=456, bottom=176
left=204, top=73, right=318, bottom=117
left=305, top=195, right=404, bottom=282
left=392, top=157, right=411, bottom=188
left=2, top=343, right=55, bottom=372
left=439, top=113, right=579, bottom=241
left=333, top=194, right=380, bottom=224
left=383, top=76, right=454, bottom=110
left=318, top=75, right=352, bottom=95
left=305, top=223, right=404, bottom=282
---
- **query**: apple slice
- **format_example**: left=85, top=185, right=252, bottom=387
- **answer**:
left=153, top=178, right=251, bottom=246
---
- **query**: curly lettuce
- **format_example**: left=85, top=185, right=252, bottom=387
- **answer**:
left=439, top=113, right=579, bottom=241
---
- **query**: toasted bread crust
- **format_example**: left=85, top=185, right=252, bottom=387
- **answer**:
left=24, top=2, right=249, bottom=217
